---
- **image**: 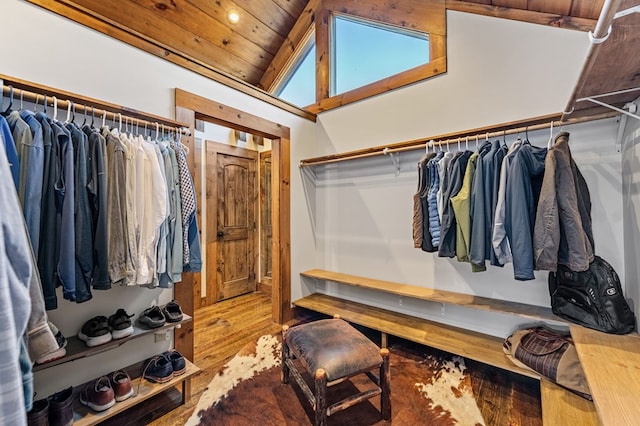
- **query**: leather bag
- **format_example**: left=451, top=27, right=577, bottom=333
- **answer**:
left=503, top=326, right=591, bottom=399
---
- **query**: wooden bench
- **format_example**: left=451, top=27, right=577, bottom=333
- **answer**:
left=297, top=269, right=599, bottom=425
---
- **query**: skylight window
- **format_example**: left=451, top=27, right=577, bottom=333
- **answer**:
left=332, top=15, right=430, bottom=96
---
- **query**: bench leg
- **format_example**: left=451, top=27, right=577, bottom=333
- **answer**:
left=315, top=369, right=328, bottom=426
left=380, top=348, right=391, bottom=420
left=282, top=325, right=290, bottom=384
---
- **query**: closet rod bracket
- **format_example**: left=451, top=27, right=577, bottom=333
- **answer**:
left=383, top=148, right=401, bottom=177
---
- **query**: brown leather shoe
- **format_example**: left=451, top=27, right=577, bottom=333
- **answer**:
left=80, top=376, right=115, bottom=412
left=27, top=398, right=49, bottom=426
left=110, top=371, right=134, bottom=402
left=49, top=386, right=74, bottom=426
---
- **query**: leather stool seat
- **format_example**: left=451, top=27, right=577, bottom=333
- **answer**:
left=282, top=318, right=391, bottom=426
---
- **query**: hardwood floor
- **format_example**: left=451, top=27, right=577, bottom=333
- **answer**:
left=108, top=292, right=541, bottom=425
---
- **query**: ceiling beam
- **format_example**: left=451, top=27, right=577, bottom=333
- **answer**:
left=446, top=0, right=598, bottom=32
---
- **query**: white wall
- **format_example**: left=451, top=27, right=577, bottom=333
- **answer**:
left=622, top=102, right=640, bottom=314
left=2, top=0, right=316, bottom=398
left=305, top=11, right=625, bottom=337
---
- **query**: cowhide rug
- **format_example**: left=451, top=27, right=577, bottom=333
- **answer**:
left=186, top=334, right=486, bottom=426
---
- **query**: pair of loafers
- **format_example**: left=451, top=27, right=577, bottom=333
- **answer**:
left=138, top=300, right=183, bottom=329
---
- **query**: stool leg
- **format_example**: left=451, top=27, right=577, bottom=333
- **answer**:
left=380, top=348, right=391, bottom=420
left=281, top=325, right=290, bottom=384
left=315, top=368, right=327, bottom=426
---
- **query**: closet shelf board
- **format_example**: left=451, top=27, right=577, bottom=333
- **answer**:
left=294, top=292, right=539, bottom=379
left=570, top=325, right=640, bottom=426
left=301, top=269, right=564, bottom=323
left=540, top=378, right=598, bottom=425
left=72, top=359, right=200, bottom=426
left=33, top=314, right=193, bottom=372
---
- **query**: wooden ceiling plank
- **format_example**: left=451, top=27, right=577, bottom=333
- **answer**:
left=61, top=0, right=264, bottom=83
left=570, top=0, right=606, bottom=20
left=325, top=0, right=446, bottom=36
left=232, top=0, right=298, bottom=35
left=446, top=1, right=598, bottom=31
left=136, top=0, right=274, bottom=71
left=492, top=0, right=528, bottom=9
left=271, top=0, right=307, bottom=19
left=24, top=0, right=316, bottom=121
left=186, top=0, right=285, bottom=56
left=528, top=0, right=573, bottom=16
left=258, top=0, right=322, bottom=91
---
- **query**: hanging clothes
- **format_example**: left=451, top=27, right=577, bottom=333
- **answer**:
left=504, top=142, right=547, bottom=280
left=488, top=141, right=508, bottom=266
left=416, top=153, right=437, bottom=253
left=439, top=151, right=471, bottom=258
left=6, top=110, right=44, bottom=258
left=451, top=151, right=479, bottom=263
left=427, top=151, right=444, bottom=247
left=413, top=154, right=431, bottom=248
left=492, top=140, right=522, bottom=265
left=468, top=140, right=493, bottom=271
left=0, top=115, right=19, bottom=188
left=534, top=132, right=594, bottom=272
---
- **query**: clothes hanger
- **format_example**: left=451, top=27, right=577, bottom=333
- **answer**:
left=547, top=121, right=554, bottom=149
left=3, top=86, right=14, bottom=115
left=43, top=95, right=48, bottom=116
left=19, top=89, right=24, bottom=110
left=53, top=96, right=58, bottom=121
left=64, top=100, right=72, bottom=123
left=34, top=94, right=40, bottom=112
left=101, top=110, right=107, bottom=128
left=82, top=105, right=88, bottom=126
left=91, top=107, right=95, bottom=128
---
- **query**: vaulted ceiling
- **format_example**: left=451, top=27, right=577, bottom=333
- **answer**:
left=28, top=0, right=640, bottom=120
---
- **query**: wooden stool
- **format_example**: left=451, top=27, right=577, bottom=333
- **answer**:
left=282, top=317, right=391, bottom=426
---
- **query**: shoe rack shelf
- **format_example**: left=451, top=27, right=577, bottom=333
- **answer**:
left=72, top=358, right=201, bottom=426
left=33, top=315, right=193, bottom=372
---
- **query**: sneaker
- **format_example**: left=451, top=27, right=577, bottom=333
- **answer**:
left=109, top=370, right=133, bottom=402
left=80, top=376, right=115, bottom=412
left=138, top=306, right=166, bottom=329
left=162, top=300, right=183, bottom=323
left=142, top=355, right=173, bottom=384
left=36, top=322, right=67, bottom=364
left=78, top=316, right=112, bottom=347
left=49, top=386, right=74, bottom=426
left=164, top=350, right=186, bottom=376
left=27, top=398, right=49, bottom=426
left=108, top=309, right=135, bottom=339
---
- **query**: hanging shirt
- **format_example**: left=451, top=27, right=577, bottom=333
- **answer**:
left=451, top=152, right=479, bottom=263
left=67, top=123, right=93, bottom=302
left=119, top=130, right=139, bottom=286
left=488, top=143, right=508, bottom=266
left=172, top=140, right=196, bottom=266
left=0, top=115, right=19, bottom=188
left=7, top=110, right=44, bottom=258
left=436, top=152, right=454, bottom=223
left=102, top=128, right=131, bottom=285
left=427, top=152, right=444, bottom=247
left=49, top=121, right=76, bottom=308
left=416, top=153, right=436, bottom=252
left=167, top=144, right=184, bottom=282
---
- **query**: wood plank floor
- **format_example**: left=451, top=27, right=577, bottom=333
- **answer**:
left=107, top=292, right=541, bottom=425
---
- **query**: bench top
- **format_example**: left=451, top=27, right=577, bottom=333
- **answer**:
left=571, top=325, right=640, bottom=426
left=301, top=269, right=563, bottom=323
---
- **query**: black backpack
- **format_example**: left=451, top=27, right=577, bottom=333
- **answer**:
left=549, top=256, right=636, bottom=334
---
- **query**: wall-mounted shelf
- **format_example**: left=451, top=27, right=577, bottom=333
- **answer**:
left=72, top=358, right=200, bottom=426
left=33, top=315, right=192, bottom=372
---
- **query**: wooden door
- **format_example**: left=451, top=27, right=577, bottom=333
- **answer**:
left=215, top=149, right=258, bottom=301
left=260, top=151, right=273, bottom=291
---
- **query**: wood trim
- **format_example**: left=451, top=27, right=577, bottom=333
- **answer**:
left=259, top=0, right=322, bottom=92
left=25, top=0, right=316, bottom=123
left=0, top=73, right=187, bottom=128
left=299, top=111, right=618, bottom=166
left=174, top=106, right=196, bottom=362
left=175, top=89, right=292, bottom=325
left=316, top=7, right=331, bottom=102
left=445, top=0, right=598, bottom=32
left=306, top=44, right=447, bottom=114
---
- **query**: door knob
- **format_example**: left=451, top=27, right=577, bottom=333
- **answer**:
left=217, top=230, right=224, bottom=237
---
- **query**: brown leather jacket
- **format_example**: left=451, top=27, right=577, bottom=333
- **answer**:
left=533, top=132, right=594, bottom=272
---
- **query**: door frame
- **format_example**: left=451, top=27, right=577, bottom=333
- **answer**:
left=259, top=150, right=273, bottom=292
left=174, top=89, right=292, bottom=360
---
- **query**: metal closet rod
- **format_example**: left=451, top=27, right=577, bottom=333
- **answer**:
left=0, top=83, right=191, bottom=136
left=299, top=112, right=615, bottom=167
